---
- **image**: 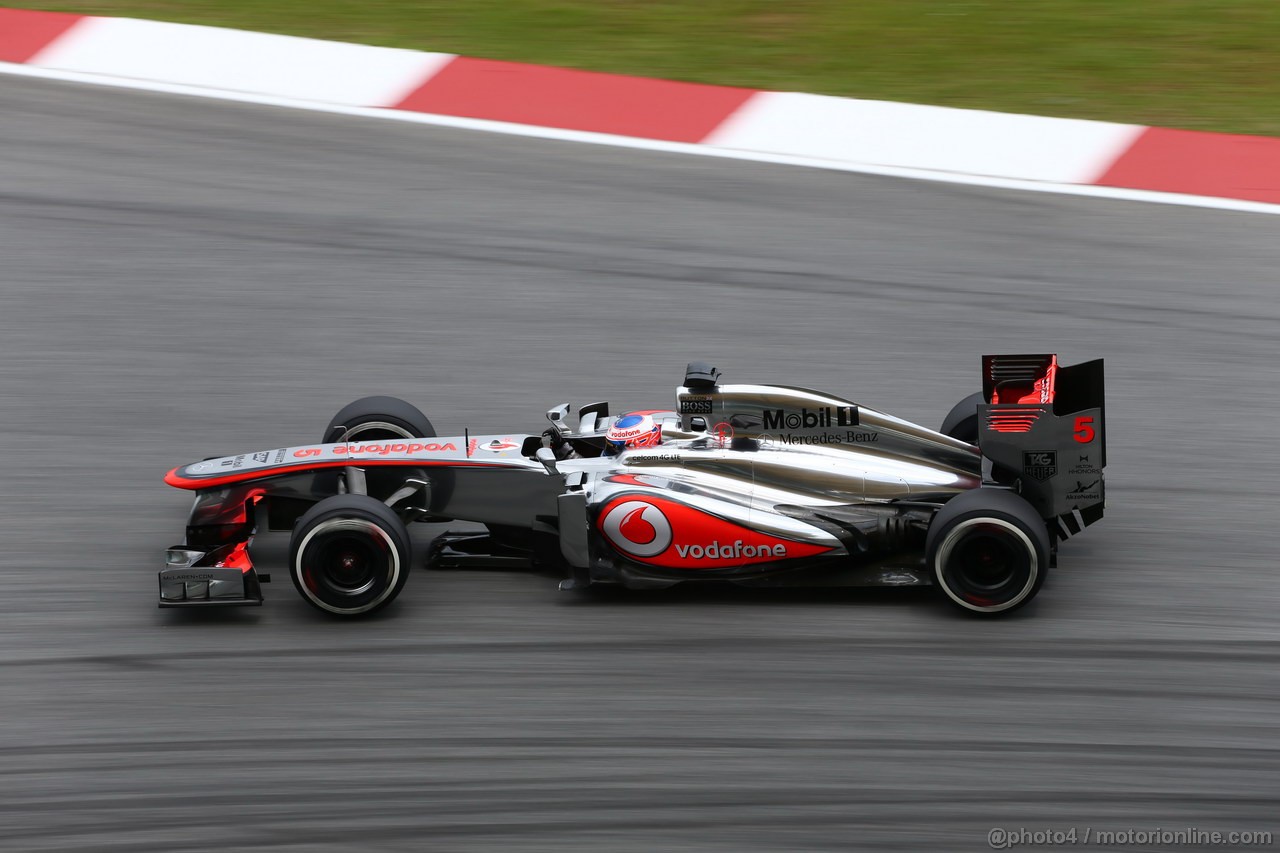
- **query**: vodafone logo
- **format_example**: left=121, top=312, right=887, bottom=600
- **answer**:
left=294, top=442, right=458, bottom=458
left=597, top=496, right=834, bottom=568
left=600, top=500, right=672, bottom=558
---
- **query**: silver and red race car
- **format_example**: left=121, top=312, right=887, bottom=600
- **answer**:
left=159, top=355, right=1105, bottom=617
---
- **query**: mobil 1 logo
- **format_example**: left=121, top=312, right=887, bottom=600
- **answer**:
left=1023, top=451, right=1057, bottom=481
left=762, top=406, right=858, bottom=430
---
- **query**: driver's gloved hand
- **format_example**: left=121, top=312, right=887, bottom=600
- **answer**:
left=542, top=427, right=570, bottom=458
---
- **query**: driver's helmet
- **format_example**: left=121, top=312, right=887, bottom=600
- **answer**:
left=604, top=412, right=662, bottom=455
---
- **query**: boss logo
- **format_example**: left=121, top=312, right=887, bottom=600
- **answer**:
left=680, top=399, right=713, bottom=414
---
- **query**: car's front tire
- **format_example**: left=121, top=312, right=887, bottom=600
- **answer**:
left=323, top=395, right=435, bottom=443
left=926, top=488, right=1049, bottom=615
left=289, top=494, right=412, bottom=617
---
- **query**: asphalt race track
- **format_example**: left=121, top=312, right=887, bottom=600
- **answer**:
left=2, top=75, right=1278, bottom=852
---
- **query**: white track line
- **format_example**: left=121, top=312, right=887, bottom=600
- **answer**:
left=3, top=62, right=1277, bottom=217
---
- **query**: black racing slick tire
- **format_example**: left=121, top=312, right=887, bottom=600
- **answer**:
left=289, top=494, right=412, bottom=617
left=925, top=488, right=1050, bottom=616
left=323, top=396, right=435, bottom=443
left=939, top=391, right=986, bottom=444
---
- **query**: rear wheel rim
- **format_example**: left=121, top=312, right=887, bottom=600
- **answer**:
left=935, top=518, right=1037, bottom=612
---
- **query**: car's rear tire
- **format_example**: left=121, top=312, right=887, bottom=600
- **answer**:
left=323, top=396, right=435, bottom=443
left=289, top=494, right=412, bottom=617
left=939, top=391, right=986, bottom=444
left=926, top=488, right=1049, bottom=616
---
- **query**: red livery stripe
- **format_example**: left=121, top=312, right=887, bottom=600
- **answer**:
left=165, top=458, right=520, bottom=491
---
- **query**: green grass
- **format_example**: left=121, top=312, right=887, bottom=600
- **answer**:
left=17, top=1, right=1280, bottom=135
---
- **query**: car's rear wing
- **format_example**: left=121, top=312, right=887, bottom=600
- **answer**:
left=977, top=354, right=1105, bottom=541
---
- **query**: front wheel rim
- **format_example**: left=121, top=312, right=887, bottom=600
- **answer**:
left=295, top=518, right=401, bottom=614
left=337, top=421, right=419, bottom=442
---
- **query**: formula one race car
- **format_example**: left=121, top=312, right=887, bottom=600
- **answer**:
left=159, top=355, right=1105, bottom=617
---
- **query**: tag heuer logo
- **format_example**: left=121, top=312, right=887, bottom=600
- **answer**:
left=1023, top=451, right=1058, bottom=481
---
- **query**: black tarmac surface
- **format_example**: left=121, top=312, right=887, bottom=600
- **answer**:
left=1, top=75, right=1277, bottom=851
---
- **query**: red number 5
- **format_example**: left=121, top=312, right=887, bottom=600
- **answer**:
left=1073, top=416, right=1096, bottom=443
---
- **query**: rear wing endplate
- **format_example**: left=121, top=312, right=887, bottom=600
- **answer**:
left=978, top=355, right=1106, bottom=539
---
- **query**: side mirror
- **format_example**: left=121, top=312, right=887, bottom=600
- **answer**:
left=546, top=403, right=571, bottom=435
left=577, top=401, right=609, bottom=434
left=535, top=447, right=559, bottom=476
